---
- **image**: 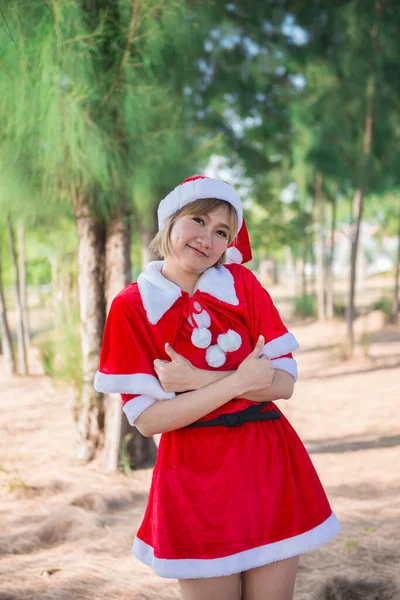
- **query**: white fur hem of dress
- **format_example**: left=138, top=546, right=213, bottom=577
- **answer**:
left=131, top=512, right=340, bottom=579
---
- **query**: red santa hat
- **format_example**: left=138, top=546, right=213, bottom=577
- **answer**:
left=158, top=175, right=252, bottom=264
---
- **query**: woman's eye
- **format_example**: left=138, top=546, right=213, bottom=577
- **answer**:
left=193, top=217, right=204, bottom=225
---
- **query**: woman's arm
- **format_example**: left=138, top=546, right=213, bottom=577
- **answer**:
left=192, top=367, right=294, bottom=401
left=136, top=336, right=272, bottom=437
left=154, top=344, right=294, bottom=403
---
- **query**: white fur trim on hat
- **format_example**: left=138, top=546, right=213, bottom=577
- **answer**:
left=205, top=345, right=226, bottom=368
left=158, top=177, right=243, bottom=234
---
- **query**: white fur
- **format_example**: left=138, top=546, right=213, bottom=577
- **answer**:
left=138, top=261, right=239, bottom=324
left=205, top=345, right=226, bottom=368
left=271, top=357, right=298, bottom=382
left=195, top=265, right=239, bottom=307
left=226, top=247, right=243, bottom=265
left=158, top=177, right=243, bottom=233
left=191, top=327, right=212, bottom=349
left=123, top=395, right=158, bottom=426
left=188, top=307, right=211, bottom=329
left=94, top=371, right=176, bottom=399
left=261, top=333, right=300, bottom=359
left=217, top=329, right=242, bottom=353
left=138, top=262, right=182, bottom=325
left=132, top=513, right=340, bottom=579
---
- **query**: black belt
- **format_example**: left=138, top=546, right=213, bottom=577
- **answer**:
left=186, top=402, right=280, bottom=428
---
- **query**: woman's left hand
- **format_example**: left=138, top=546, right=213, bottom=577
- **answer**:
left=153, top=343, right=198, bottom=393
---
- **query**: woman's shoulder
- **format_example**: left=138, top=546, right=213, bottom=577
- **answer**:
left=223, top=262, right=260, bottom=287
left=110, top=282, right=142, bottom=312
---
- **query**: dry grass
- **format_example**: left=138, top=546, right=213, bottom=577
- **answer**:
left=0, top=315, right=399, bottom=599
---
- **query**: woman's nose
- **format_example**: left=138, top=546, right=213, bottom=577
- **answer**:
left=197, top=232, right=212, bottom=248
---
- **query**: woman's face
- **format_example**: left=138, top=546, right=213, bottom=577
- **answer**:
left=167, top=205, right=232, bottom=274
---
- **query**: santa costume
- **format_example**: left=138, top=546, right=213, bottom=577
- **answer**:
left=94, top=176, right=340, bottom=579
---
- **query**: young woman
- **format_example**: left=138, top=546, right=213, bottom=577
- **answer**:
left=95, top=176, right=340, bottom=600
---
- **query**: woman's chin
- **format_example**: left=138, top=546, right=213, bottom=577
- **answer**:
left=180, top=257, right=213, bottom=274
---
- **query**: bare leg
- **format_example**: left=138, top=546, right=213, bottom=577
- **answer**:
left=241, top=556, right=299, bottom=600
left=178, top=573, right=241, bottom=600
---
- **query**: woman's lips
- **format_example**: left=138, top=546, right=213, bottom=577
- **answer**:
left=188, top=245, right=207, bottom=257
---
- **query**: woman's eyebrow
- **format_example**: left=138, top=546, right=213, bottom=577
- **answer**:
left=199, top=213, right=230, bottom=230
left=216, top=222, right=230, bottom=230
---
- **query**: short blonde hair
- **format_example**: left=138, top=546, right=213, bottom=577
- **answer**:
left=149, top=198, right=238, bottom=265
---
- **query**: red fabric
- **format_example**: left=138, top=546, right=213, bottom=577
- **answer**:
left=229, top=220, right=253, bottom=263
left=180, top=175, right=207, bottom=185
left=99, top=264, right=293, bottom=413
left=98, top=264, right=333, bottom=562
left=138, top=409, right=332, bottom=560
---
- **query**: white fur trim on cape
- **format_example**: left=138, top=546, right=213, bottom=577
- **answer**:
left=226, top=247, right=243, bottom=265
left=138, top=261, right=239, bottom=324
left=271, top=357, right=298, bottom=382
left=158, top=177, right=243, bottom=234
left=217, top=329, right=242, bottom=353
left=94, top=371, right=176, bottom=399
left=132, top=512, right=340, bottom=579
left=205, top=345, right=226, bottom=368
left=138, top=263, right=182, bottom=325
left=191, top=327, right=212, bottom=349
left=261, top=333, right=299, bottom=360
left=123, top=395, right=158, bottom=426
left=195, top=265, right=239, bottom=307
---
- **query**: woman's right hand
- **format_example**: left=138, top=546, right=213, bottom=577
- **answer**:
left=234, top=335, right=274, bottom=393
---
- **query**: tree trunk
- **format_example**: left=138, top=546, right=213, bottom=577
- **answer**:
left=347, top=74, right=375, bottom=351
left=301, top=237, right=308, bottom=298
left=326, top=185, right=338, bottom=320
left=103, top=212, right=131, bottom=473
left=103, top=211, right=158, bottom=472
left=283, top=245, right=296, bottom=296
left=315, top=172, right=326, bottom=321
left=17, top=220, right=30, bottom=351
left=7, top=215, right=28, bottom=375
left=0, top=250, right=16, bottom=377
left=138, top=226, right=159, bottom=270
left=136, top=206, right=159, bottom=270
left=392, top=211, right=400, bottom=324
left=73, top=198, right=106, bottom=462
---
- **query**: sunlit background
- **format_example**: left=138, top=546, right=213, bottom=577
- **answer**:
left=1, top=2, right=399, bottom=599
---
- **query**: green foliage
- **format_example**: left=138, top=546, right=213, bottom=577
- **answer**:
left=120, top=433, right=134, bottom=477
left=293, top=294, right=316, bottom=318
left=372, top=296, right=393, bottom=321
left=1, top=0, right=400, bottom=278
left=34, top=316, right=82, bottom=392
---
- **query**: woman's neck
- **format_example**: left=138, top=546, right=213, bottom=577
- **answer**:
left=161, top=259, right=202, bottom=296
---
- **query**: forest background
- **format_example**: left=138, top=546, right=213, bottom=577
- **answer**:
left=1, top=2, right=400, bottom=599
left=0, top=0, right=399, bottom=469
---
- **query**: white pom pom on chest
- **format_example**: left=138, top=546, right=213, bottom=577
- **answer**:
left=217, top=329, right=242, bottom=353
left=191, top=327, right=212, bottom=349
left=205, top=345, right=227, bottom=368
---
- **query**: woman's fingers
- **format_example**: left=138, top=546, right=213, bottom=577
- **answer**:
left=165, top=343, right=182, bottom=361
left=250, top=335, right=265, bottom=358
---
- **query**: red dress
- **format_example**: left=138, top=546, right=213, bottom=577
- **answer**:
left=95, top=262, right=340, bottom=579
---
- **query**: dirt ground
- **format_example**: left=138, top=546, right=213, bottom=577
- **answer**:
left=0, top=312, right=399, bottom=600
